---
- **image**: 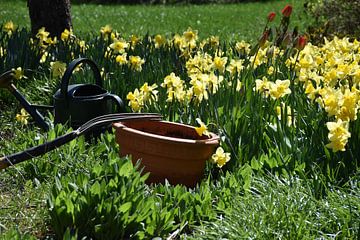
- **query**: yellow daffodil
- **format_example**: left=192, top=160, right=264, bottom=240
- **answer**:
left=140, top=82, right=158, bottom=104
left=213, top=56, right=227, bottom=73
left=211, top=147, right=231, bottom=168
left=194, top=118, right=210, bottom=137
left=40, top=51, right=49, bottom=63
left=16, top=108, right=29, bottom=125
left=36, top=27, right=50, bottom=43
left=110, top=38, right=129, bottom=54
left=61, top=28, right=72, bottom=41
left=183, top=27, right=198, bottom=43
left=235, top=40, right=251, bottom=54
left=79, top=40, right=88, bottom=53
left=3, top=21, right=16, bottom=36
left=154, top=34, right=166, bottom=48
left=189, top=74, right=209, bottom=103
left=226, top=59, right=244, bottom=77
left=326, top=119, right=351, bottom=152
left=130, top=35, right=140, bottom=48
left=128, top=56, right=145, bottom=72
left=50, top=61, right=67, bottom=78
left=267, top=66, right=275, bottom=75
left=208, top=36, right=220, bottom=48
left=116, top=53, right=128, bottom=65
left=12, top=67, right=26, bottom=80
left=126, top=89, right=144, bottom=112
left=269, top=79, right=291, bottom=99
left=161, top=73, right=187, bottom=103
left=254, top=76, right=270, bottom=97
left=100, top=25, right=112, bottom=38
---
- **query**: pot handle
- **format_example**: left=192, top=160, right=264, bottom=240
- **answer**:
left=104, top=94, right=125, bottom=113
left=60, top=58, right=103, bottom=101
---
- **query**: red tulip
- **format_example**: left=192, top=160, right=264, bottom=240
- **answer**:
left=267, top=12, right=276, bottom=22
left=296, top=35, right=308, bottom=50
left=281, top=4, right=293, bottom=17
left=259, top=29, right=270, bottom=47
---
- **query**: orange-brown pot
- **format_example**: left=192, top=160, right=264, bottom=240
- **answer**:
left=113, top=120, right=219, bottom=187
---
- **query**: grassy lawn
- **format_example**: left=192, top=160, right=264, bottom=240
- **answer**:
left=0, top=0, right=308, bottom=41
left=1, top=0, right=360, bottom=239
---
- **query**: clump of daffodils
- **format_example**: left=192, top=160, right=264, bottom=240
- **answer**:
left=161, top=72, right=187, bottom=103
left=295, top=37, right=360, bottom=152
left=172, top=27, right=199, bottom=58
left=326, top=119, right=351, bottom=152
left=194, top=119, right=231, bottom=168
left=126, top=82, right=158, bottom=112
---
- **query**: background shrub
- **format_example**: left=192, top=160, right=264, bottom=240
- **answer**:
left=305, top=0, right=360, bottom=43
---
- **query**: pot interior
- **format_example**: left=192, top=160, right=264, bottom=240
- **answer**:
left=122, top=121, right=210, bottom=140
left=73, top=84, right=106, bottom=97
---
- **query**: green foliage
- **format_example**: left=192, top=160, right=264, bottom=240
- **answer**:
left=305, top=0, right=360, bottom=43
left=188, top=173, right=360, bottom=239
left=48, top=153, right=155, bottom=239
left=47, top=155, right=209, bottom=239
left=0, top=228, right=36, bottom=240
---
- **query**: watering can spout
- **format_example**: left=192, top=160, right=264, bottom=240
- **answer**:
left=0, top=69, right=50, bottom=131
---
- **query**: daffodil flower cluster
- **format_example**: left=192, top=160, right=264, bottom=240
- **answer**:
left=254, top=77, right=291, bottom=100
left=172, top=27, right=199, bottom=58
left=295, top=37, right=360, bottom=152
left=161, top=72, right=187, bottom=103
left=194, top=119, right=231, bottom=168
left=126, top=82, right=158, bottom=112
left=107, top=36, right=145, bottom=72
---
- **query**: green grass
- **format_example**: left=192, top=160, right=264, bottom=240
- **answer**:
left=188, top=173, right=360, bottom=239
left=0, top=0, right=308, bottom=41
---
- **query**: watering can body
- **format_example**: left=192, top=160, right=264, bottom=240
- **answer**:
left=1, top=58, right=124, bottom=131
left=53, top=58, right=124, bottom=129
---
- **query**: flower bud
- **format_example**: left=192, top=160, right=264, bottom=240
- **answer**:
left=296, top=35, right=308, bottom=50
left=267, top=12, right=276, bottom=22
left=259, top=29, right=270, bottom=47
left=281, top=4, right=293, bottom=18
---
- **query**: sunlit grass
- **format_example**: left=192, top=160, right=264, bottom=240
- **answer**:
left=0, top=0, right=308, bottom=41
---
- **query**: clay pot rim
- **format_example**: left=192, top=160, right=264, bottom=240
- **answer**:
left=113, top=120, right=220, bottom=145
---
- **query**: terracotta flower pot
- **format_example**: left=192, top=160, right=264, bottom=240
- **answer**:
left=113, top=120, right=219, bottom=187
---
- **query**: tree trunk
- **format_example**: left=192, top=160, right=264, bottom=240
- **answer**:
left=27, top=0, right=72, bottom=38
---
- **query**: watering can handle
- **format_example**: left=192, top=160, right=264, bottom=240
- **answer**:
left=60, top=58, right=103, bottom=101
left=104, top=94, right=125, bottom=113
